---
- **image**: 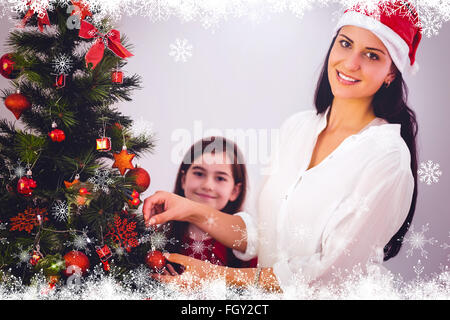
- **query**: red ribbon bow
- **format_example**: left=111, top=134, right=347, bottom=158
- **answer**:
left=79, top=20, right=133, bottom=69
left=19, top=0, right=50, bottom=32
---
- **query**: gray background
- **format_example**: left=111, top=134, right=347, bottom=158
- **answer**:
left=0, top=4, right=448, bottom=281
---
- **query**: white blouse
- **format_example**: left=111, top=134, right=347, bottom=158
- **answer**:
left=233, top=106, right=414, bottom=289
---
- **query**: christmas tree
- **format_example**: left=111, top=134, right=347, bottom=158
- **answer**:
left=0, top=1, right=158, bottom=287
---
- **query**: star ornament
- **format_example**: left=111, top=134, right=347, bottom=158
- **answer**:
left=112, top=147, right=135, bottom=176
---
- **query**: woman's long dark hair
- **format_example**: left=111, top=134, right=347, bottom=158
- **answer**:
left=167, top=136, right=248, bottom=259
left=314, top=30, right=418, bottom=261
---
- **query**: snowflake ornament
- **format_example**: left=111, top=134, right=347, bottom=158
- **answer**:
left=64, top=229, right=94, bottom=254
left=404, top=223, right=438, bottom=259
left=181, top=232, right=214, bottom=261
left=418, top=160, right=442, bottom=185
left=12, top=245, right=32, bottom=268
left=169, top=38, right=193, bottom=62
left=88, top=168, right=114, bottom=194
left=140, top=223, right=177, bottom=252
left=51, top=200, right=70, bottom=222
left=52, top=53, right=73, bottom=75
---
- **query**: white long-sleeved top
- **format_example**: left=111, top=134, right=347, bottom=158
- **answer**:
left=233, top=106, right=414, bottom=290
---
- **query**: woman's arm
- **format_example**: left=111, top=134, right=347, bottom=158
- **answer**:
left=143, top=191, right=248, bottom=252
left=159, top=253, right=282, bottom=292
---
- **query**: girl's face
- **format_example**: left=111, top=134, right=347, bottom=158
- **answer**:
left=181, top=152, right=242, bottom=211
left=327, top=25, right=397, bottom=101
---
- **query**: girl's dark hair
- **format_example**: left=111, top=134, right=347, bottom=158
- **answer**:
left=314, top=30, right=418, bottom=261
left=167, top=136, right=248, bottom=257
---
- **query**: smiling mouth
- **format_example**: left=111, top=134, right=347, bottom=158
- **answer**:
left=336, top=70, right=361, bottom=83
left=196, top=193, right=217, bottom=199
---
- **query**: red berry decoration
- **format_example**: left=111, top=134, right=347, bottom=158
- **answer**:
left=49, top=128, right=66, bottom=142
left=125, top=167, right=151, bottom=192
left=63, top=251, right=90, bottom=276
left=0, top=53, right=19, bottom=79
left=145, top=250, right=166, bottom=271
left=4, top=91, right=31, bottom=120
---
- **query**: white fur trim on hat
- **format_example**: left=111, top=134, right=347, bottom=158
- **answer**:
left=334, top=11, right=418, bottom=75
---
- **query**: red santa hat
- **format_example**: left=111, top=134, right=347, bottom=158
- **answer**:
left=334, top=1, right=422, bottom=75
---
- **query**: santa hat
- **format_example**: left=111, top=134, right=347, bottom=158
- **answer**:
left=334, top=1, right=422, bottom=75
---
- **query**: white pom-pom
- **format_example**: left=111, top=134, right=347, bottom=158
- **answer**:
left=411, top=61, right=419, bottom=75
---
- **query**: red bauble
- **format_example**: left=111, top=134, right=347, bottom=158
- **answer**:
left=17, top=176, right=37, bottom=196
left=0, top=53, right=19, bottom=79
left=49, top=128, right=66, bottom=142
left=145, top=250, right=166, bottom=271
left=4, top=92, right=31, bottom=120
left=63, top=251, right=90, bottom=276
left=125, top=167, right=151, bottom=192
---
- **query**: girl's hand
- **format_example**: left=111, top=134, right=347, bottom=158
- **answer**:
left=142, top=191, right=200, bottom=227
left=152, top=253, right=226, bottom=290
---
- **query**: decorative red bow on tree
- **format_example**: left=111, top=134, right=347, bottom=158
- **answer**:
left=78, top=20, right=133, bottom=70
left=19, top=0, right=51, bottom=32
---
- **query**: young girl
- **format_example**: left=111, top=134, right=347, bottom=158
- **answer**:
left=164, top=136, right=257, bottom=274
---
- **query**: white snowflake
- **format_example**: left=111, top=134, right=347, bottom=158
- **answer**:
left=6, top=160, right=26, bottom=180
left=169, top=38, right=193, bottom=63
left=12, top=245, right=32, bottom=268
left=64, top=229, right=93, bottom=254
left=130, top=117, right=154, bottom=139
left=404, top=223, right=438, bottom=259
left=0, top=222, right=8, bottom=245
left=140, top=224, right=177, bottom=252
left=148, top=0, right=172, bottom=22
left=441, top=232, right=450, bottom=261
left=413, top=259, right=424, bottom=279
left=418, top=160, right=442, bottom=185
left=125, top=265, right=152, bottom=289
left=181, top=232, right=214, bottom=261
left=52, top=53, right=73, bottom=75
left=51, top=200, right=70, bottom=222
left=88, top=169, right=114, bottom=194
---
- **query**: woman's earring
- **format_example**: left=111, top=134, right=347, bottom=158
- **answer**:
left=384, top=81, right=391, bottom=88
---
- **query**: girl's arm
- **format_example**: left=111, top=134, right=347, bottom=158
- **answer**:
left=143, top=191, right=248, bottom=252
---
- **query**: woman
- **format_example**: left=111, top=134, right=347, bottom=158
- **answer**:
left=143, top=1, right=421, bottom=292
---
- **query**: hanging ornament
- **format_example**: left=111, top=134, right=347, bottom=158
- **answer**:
left=111, top=68, right=123, bottom=84
left=125, top=166, right=151, bottom=192
left=18, top=0, right=51, bottom=32
left=112, top=146, right=135, bottom=176
left=64, top=174, right=80, bottom=188
left=52, top=53, right=73, bottom=89
left=63, top=250, right=90, bottom=276
left=96, top=245, right=112, bottom=272
left=54, top=73, right=66, bottom=88
left=4, top=90, right=31, bottom=120
left=48, top=122, right=66, bottom=142
left=145, top=250, right=166, bottom=272
left=17, top=169, right=37, bottom=197
left=78, top=20, right=133, bottom=70
left=0, top=53, right=19, bottom=79
left=96, top=137, right=111, bottom=151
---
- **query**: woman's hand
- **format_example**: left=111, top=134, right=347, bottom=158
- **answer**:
left=142, top=191, right=201, bottom=227
left=152, top=253, right=226, bottom=290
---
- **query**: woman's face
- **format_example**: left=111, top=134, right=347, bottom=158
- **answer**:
left=327, top=25, right=397, bottom=101
left=181, top=152, right=242, bottom=211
